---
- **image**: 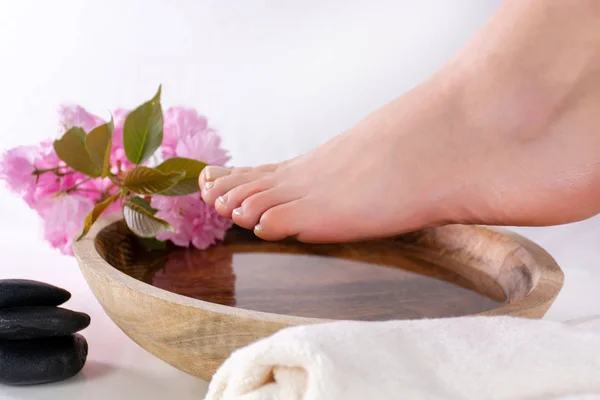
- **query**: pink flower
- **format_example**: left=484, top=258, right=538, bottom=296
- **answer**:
left=2, top=101, right=232, bottom=256
left=32, top=142, right=72, bottom=201
left=0, top=141, right=95, bottom=208
left=0, top=146, right=39, bottom=206
left=58, top=104, right=105, bottom=133
left=57, top=104, right=134, bottom=178
left=174, top=133, right=230, bottom=166
left=151, top=193, right=233, bottom=249
left=31, top=141, right=104, bottom=205
left=149, top=108, right=232, bottom=248
left=162, top=108, right=230, bottom=166
left=163, top=107, right=207, bottom=143
left=36, top=193, right=95, bottom=255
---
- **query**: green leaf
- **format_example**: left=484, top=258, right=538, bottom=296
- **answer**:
left=128, top=196, right=157, bottom=214
left=85, top=118, right=114, bottom=178
left=154, top=157, right=207, bottom=196
left=123, top=198, right=173, bottom=238
left=123, top=85, right=163, bottom=164
left=53, top=127, right=101, bottom=177
left=123, top=166, right=184, bottom=195
left=77, top=193, right=120, bottom=241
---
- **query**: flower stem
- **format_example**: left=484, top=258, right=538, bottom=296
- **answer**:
left=33, top=167, right=64, bottom=175
left=33, top=167, right=57, bottom=174
left=56, top=170, right=76, bottom=177
left=33, top=166, right=75, bottom=178
left=65, top=177, right=94, bottom=193
left=73, top=188, right=104, bottom=194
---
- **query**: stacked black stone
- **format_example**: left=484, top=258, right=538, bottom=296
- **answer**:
left=0, top=279, right=89, bottom=385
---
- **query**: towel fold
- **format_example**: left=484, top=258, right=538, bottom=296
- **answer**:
left=205, top=316, right=600, bottom=400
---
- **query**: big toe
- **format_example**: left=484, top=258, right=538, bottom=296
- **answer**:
left=229, top=186, right=301, bottom=230
left=253, top=199, right=320, bottom=241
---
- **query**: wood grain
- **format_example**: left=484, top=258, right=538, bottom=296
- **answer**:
left=73, top=214, right=564, bottom=380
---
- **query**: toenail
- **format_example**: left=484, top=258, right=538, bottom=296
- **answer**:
left=204, top=181, right=214, bottom=190
left=205, top=166, right=231, bottom=181
left=254, top=224, right=263, bottom=232
left=233, top=207, right=244, bottom=216
left=218, top=195, right=228, bottom=204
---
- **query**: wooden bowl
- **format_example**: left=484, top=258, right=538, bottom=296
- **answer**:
left=73, top=213, right=563, bottom=380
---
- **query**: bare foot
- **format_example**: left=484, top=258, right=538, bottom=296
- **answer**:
left=200, top=0, right=600, bottom=242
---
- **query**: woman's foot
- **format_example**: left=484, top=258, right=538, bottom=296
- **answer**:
left=200, top=0, right=600, bottom=242
left=202, top=81, right=468, bottom=242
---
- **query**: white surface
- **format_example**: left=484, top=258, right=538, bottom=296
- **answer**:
left=0, top=1, right=599, bottom=399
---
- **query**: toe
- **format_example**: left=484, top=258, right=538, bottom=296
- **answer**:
left=253, top=199, right=314, bottom=241
left=214, top=178, right=277, bottom=218
left=199, top=163, right=280, bottom=188
left=201, top=166, right=231, bottom=183
left=230, top=187, right=300, bottom=230
left=201, top=172, right=267, bottom=206
left=230, top=163, right=280, bottom=174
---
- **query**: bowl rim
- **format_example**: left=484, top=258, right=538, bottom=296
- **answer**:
left=73, top=213, right=565, bottom=323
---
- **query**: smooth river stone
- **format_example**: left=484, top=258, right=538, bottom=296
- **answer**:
left=0, top=307, right=90, bottom=340
left=0, top=334, right=88, bottom=385
left=0, top=279, right=70, bottom=308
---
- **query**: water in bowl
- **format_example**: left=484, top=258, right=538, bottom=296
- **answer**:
left=96, top=221, right=505, bottom=321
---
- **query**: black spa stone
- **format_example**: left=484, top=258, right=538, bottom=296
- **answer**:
left=0, top=307, right=90, bottom=340
left=0, top=334, right=88, bottom=385
left=0, top=279, right=71, bottom=308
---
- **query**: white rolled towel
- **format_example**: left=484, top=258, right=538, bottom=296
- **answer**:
left=205, top=316, right=600, bottom=400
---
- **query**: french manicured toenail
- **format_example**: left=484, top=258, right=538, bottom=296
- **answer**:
left=205, top=166, right=231, bottom=181
left=254, top=224, right=263, bottom=232
left=204, top=182, right=214, bottom=190
left=218, top=195, right=228, bottom=204
left=233, top=207, right=244, bottom=216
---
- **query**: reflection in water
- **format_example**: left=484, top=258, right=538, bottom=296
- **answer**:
left=153, top=247, right=237, bottom=307
left=96, top=221, right=505, bottom=321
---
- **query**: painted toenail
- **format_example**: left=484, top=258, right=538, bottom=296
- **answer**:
left=204, top=181, right=214, bottom=190
left=204, top=166, right=231, bottom=181
left=254, top=224, right=263, bottom=232
left=233, top=207, right=244, bottom=216
left=218, top=195, right=228, bottom=204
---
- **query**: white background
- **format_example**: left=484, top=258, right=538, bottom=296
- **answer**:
left=0, top=1, right=599, bottom=399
